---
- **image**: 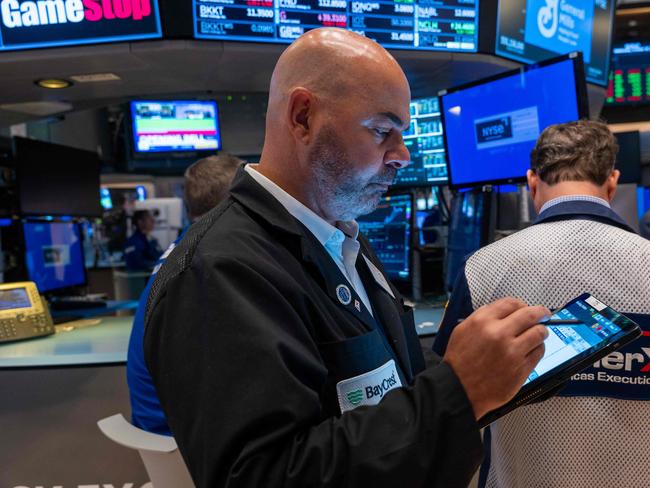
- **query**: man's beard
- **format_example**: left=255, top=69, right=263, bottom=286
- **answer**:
left=309, top=126, right=396, bottom=221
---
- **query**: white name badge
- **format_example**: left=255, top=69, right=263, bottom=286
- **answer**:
left=362, top=255, right=396, bottom=299
left=336, top=359, right=402, bottom=413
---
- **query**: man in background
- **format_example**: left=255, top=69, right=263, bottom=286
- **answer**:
left=434, top=119, right=650, bottom=487
left=123, top=210, right=163, bottom=271
left=127, top=154, right=244, bottom=435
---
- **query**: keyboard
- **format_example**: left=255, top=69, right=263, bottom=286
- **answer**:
left=49, top=296, right=108, bottom=311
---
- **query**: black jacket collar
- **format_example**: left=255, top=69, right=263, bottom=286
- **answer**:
left=534, top=200, right=637, bottom=234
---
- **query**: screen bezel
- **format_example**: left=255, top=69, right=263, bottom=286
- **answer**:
left=492, top=0, right=615, bottom=87
left=129, top=99, right=222, bottom=157
left=478, top=292, right=642, bottom=427
left=21, top=220, right=88, bottom=295
left=439, top=52, right=589, bottom=189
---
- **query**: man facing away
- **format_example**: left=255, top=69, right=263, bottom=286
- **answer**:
left=435, top=119, right=650, bottom=488
left=144, top=28, right=550, bottom=487
left=127, top=154, right=244, bottom=435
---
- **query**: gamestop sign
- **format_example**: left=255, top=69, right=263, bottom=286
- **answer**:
left=0, top=0, right=161, bottom=51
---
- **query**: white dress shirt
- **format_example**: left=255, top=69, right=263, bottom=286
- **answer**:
left=245, top=164, right=373, bottom=315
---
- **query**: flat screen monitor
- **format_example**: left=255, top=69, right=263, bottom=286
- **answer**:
left=606, top=43, right=650, bottom=106
left=130, top=100, right=221, bottom=153
left=14, top=137, right=102, bottom=218
left=193, top=0, right=479, bottom=53
left=394, top=97, right=448, bottom=187
left=440, top=53, right=588, bottom=188
left=23, top=221, right=86, bottom=293
left=357, top=194, right=413, bottom=282
left=494, top=0, right=615, bottom=86
left=614, top=131, right=641, bottom=185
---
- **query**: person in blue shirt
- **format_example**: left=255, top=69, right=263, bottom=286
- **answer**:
left=123, top=210, right=163, bottom=271
left=127, top=154, right=244, bottom=435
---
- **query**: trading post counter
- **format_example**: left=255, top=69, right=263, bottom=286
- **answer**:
left=0, top=316, right=150, bottom=488
left=0, top=307, right=443, bottom=488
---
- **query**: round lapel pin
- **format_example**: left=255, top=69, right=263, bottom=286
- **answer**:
left=336, top=284, right=352, bottom=306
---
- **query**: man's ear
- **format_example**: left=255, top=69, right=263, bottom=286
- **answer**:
left=527, top=169, right=538, bottom=200
left=286, top=88, right=315, bottom=145
left=606, top=169, right=620, bottom=202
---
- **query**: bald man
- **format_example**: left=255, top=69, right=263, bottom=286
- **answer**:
left=144, top=28, right=548, bottom=488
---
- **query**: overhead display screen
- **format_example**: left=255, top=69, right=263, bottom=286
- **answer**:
left=193, top=0, right=478, bottom=52
left=0, top=0, right=162, bottom=51
left=441, top=55, right=585, bottom=187
left=606, top=43, right=650, bottom=106
left=131, top=100, right=222, bottom=153
left=494, top=0, right=614, bottom=86
left=394, top=96, right=448, bottom=187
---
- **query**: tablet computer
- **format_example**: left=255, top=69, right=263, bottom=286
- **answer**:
left=478, top=293, right=642, bottom=427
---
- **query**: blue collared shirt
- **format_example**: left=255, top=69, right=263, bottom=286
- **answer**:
left=540, top=194, right=610, bottom=214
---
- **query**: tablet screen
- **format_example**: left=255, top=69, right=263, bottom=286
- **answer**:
left=525, top=295, right=625, bottom=385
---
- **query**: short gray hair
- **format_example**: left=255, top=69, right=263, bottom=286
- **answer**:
left=530, top=120, right=618, bottom=185
left=183, top=154, right=244, bottom=219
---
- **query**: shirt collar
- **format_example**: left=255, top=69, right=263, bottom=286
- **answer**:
left=244, top=164, right=359, bottom=248
left=539, top=195, right=610, bottom=214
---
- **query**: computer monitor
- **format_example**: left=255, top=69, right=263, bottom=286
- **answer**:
left=494, top=0, right=615, bottom=86
left=130, top=100, right=221, bottom=154
left=394, top=97, right=448, bottom=187
left=440, top=53, right=588, bottom=188
left=22, top=221, right=87, bottom=294
left=357, top=194, right=413, bottom=283
left=614, top=131, right=641, bottom=185
left=606, top=43, right=650, bottom=106
left=14, top=137, right=102, bottom=218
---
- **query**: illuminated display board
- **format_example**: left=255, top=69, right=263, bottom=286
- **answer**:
left=393, top=96, right=447, bottom=187
left=494, top=0, right=615, bottom=86
left=0, top=0, right=162, bottom=51
left=193, top=0, right=479, bottom=52
left=606, top=43, right=650, bottom=106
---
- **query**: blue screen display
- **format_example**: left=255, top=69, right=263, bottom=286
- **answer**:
left=23, top=222, right=86, bottom=293
left=131, top=100, right=221, bottom=153
left=441, top=57, right=581, bottom=187
left=193, top=0, right=478, bottom=53
left=494, top=0, right=614, bottom=86
left=0, top=0, right=162, bottom=51
left=357, top=194, right=411, bottom=281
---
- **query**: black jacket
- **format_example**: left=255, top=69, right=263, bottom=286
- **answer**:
left=144, top=168, right=482, bottom=487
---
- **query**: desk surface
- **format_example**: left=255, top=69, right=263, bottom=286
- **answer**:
left=0, top=316, right=133, bottom=368
left=0, top=305, right=443, bottom=369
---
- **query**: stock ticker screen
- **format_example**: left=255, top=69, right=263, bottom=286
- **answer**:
left=394, top=96, right=448, bottom=187
left=193, top=0, right=478, bottom=52
left=606, top=43, right=650, bottom=105
left=357, top=194, right=412, bottom=281
left=494, top=0, right=615, bottom=86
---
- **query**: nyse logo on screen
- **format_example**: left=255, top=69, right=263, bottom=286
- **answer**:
left=0, top=0, right=161, bottom=51
left=475, top=117, right=513, bottom=144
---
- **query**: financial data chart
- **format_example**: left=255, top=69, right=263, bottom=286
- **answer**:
left=394, top=97, right=448, bottom=187
left=193, top=0, right=478, bottom=52
left=524, top=296, right=623, bottom=385
left=606, top=43, right=650, bottom=105
left=357, top=194, right=412, bottom=280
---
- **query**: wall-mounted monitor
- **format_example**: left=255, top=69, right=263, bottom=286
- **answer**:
left=606, top=43, right=650, bottom=106
left=22, top=221, right=87, bottom=294
left=130, top=100, right=221, bottom=154
left=193, top=0, right=479, bottom=53
left=393, top=97, right=448, bottom=188
left=0, top=0, right=162, bottom=51
left=14, top=137, right=102, bottom=218
left=357, top=194, right=413, bottom=283
left=494, top=0, right=615, bottom=86
left=440, top=53, right=588, bottom=188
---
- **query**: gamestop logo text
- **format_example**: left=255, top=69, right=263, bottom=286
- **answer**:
left=1, top=0, right=153, bottom=28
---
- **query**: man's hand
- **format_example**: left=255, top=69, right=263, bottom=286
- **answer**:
left=443, top=298, right=549, bottom=421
